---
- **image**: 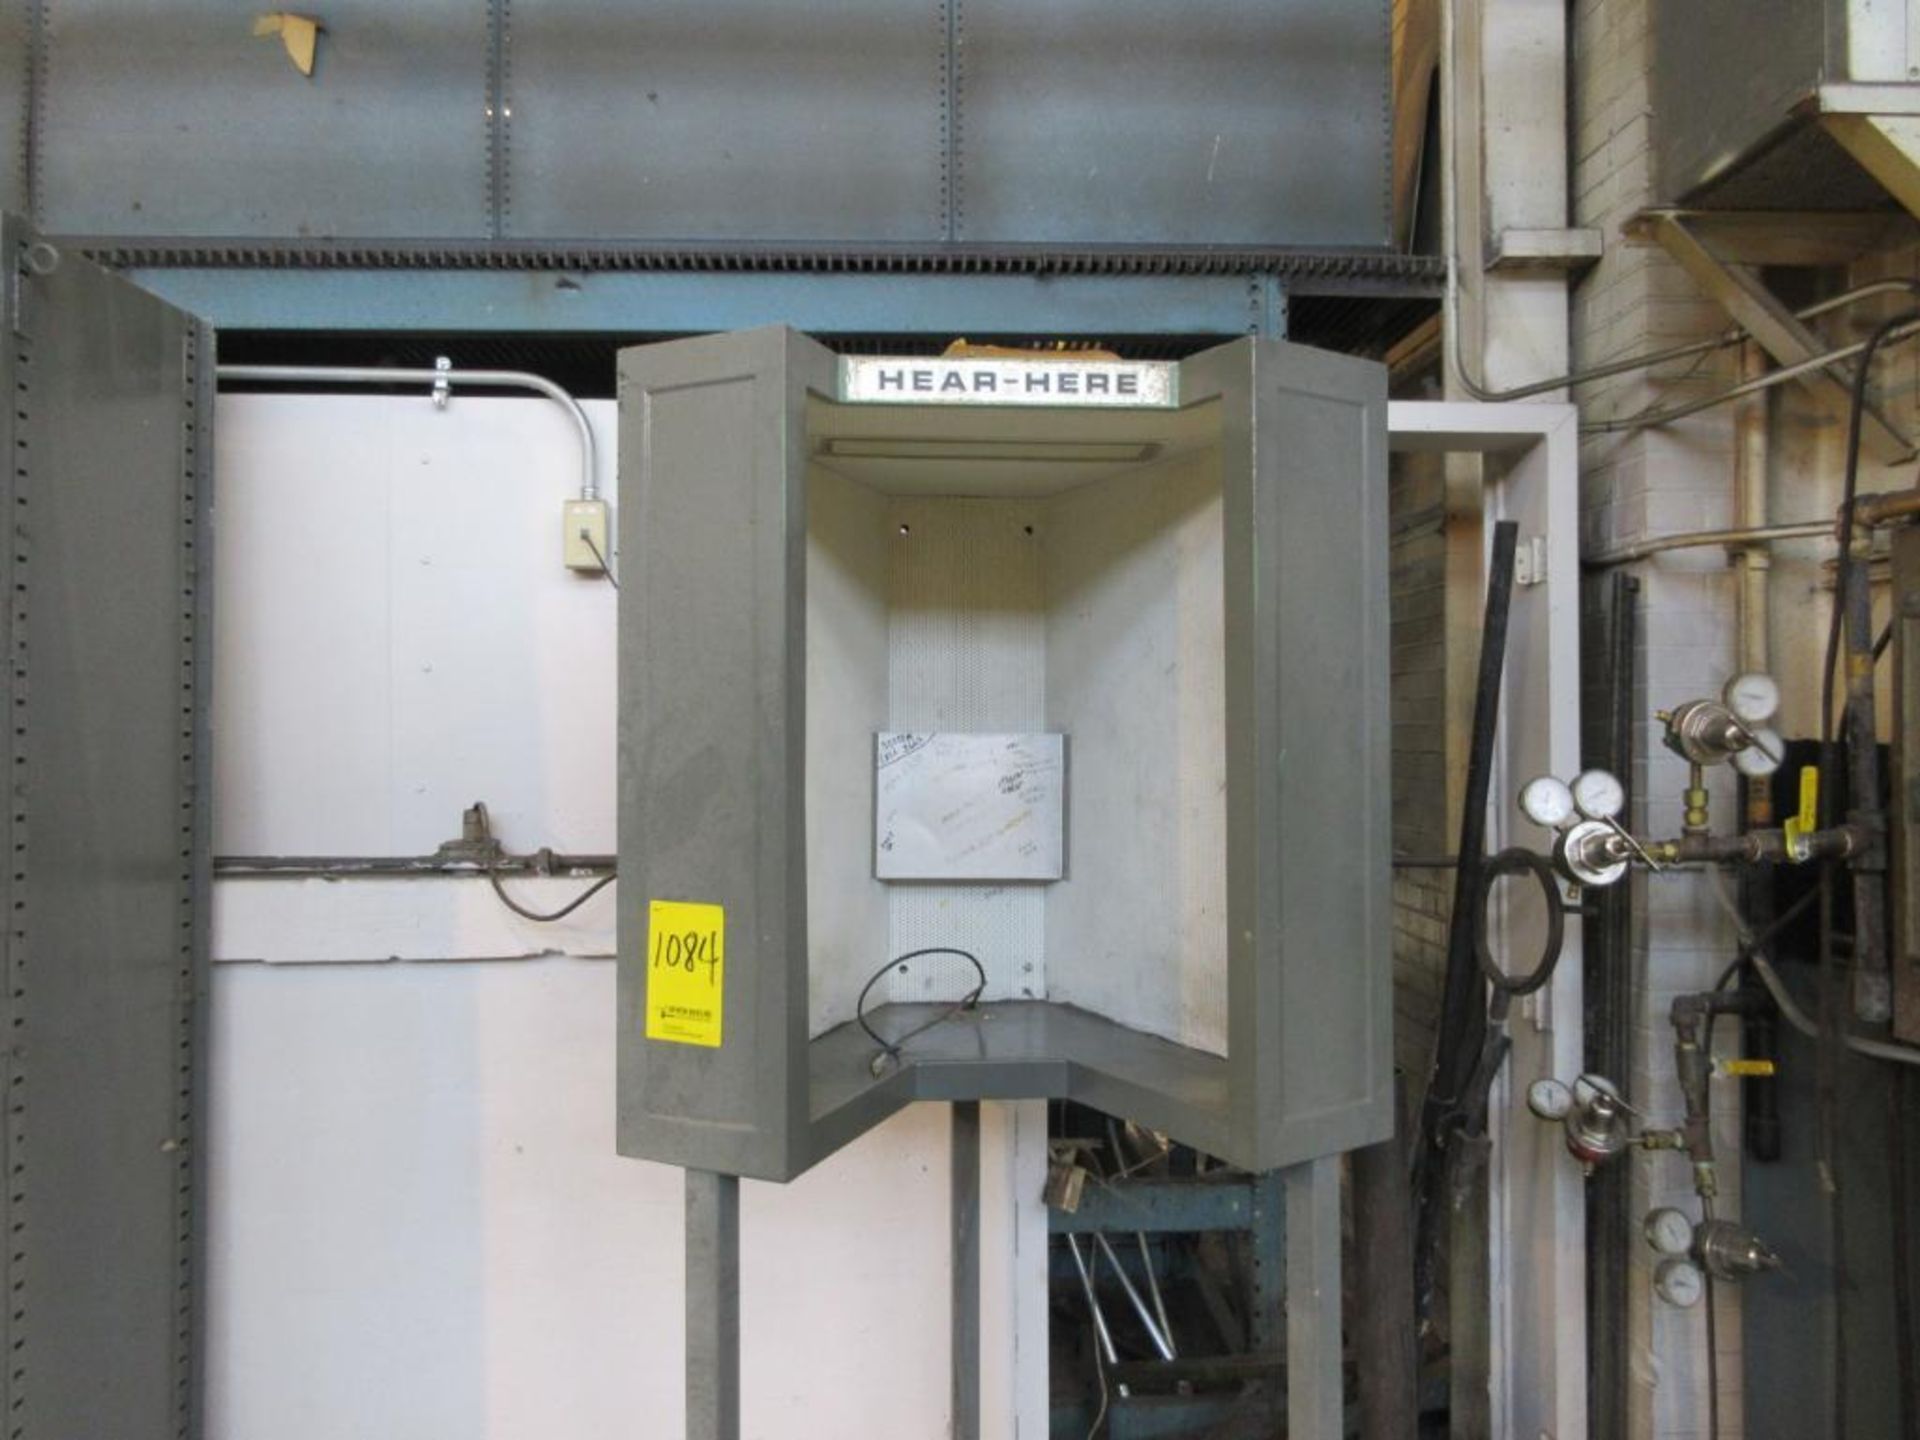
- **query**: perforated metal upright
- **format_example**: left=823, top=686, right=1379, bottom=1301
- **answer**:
left=0, top=215, right=215, bottom=1440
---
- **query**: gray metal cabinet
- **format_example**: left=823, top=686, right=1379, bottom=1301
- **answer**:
left=617, top=327, right=1390, bottom=1182
left=0, top=216, right=214, bottom=1439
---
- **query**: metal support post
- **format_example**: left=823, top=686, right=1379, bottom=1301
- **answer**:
left=1353, top=1074, right=1417, bottom=1439
left=1286, top=1155, right=1344, bottom=1439
left=952, top=1101, right=981, bottom=1440
left=686, top=1169, right=741, bottom=1440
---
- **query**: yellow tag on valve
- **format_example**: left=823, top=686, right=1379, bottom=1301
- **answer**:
left=645, top=900, right=725, bottom=1047
left=1783, top=765, right=1819, bottom=862
left=1717, top=1058, right=1778, bottom=1078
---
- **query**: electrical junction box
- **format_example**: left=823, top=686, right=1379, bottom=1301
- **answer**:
left=562, top=497, right=610, bottom=572
left=616, top=327, right=1390, bottom=1182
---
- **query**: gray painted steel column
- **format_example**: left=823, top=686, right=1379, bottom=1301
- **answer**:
left=1286, top=1156, right=1343, bottom=1439
left=951, top=1101, right=981, bottom=1440
left=686, top=1170, right=741, bottom=1440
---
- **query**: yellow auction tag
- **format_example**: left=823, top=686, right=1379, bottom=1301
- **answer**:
left=645, top=900, right=725, bottom=1047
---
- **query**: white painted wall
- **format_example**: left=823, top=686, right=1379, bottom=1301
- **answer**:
left=207, top=393, right=1048, bottom=1439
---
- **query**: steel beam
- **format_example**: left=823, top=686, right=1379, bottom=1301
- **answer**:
left=685, top=1171, right=741, bottom=1440
left=1046, top=1177, right=1259, bottom=1235
left=123, top=267, right=1272, bottom=338
left=1648, top=212, right=1913, bottom=461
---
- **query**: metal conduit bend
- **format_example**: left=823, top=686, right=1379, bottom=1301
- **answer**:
left=215, top=363, right=600, bottom=500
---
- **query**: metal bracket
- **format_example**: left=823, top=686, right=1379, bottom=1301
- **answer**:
left=1646, top=212, right=1915, bottom=462
left=431, top=354, right=452, bottom=409
left=1513, top=534, right=1548, bottom=587
left=1486, top=227, right=1603, bottom=275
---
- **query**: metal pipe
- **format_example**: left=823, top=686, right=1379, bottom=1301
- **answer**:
left=1856, top=487, right=1920, bottom=528
left=1064, top=1235, right=1120, bottom=1367
left=1584, top=520, right=1833, bottom=570
left=1134, top=1232, right=1174, bottom=1354
left=1735, top=343, right=1773, bottom=681
left=1844, top=543, right=1893, bottom=1023
left=1588, top=572, right=1637, bottom=1440
left=215, top=363, right=600, bottom=500
left=1747, top=951, right=1920, bottom=1068
left=1584, top=319, right=1920, bottom=441
left=212, top=852, right=615, bottom=878
left=1092, top=1232, right=1176, bottom=1362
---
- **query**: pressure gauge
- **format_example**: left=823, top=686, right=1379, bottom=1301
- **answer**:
left=1527, top=1077, right=1574, bottom=1121
left=1723, top=672, right=1781, bottom=726
left=1571, top=769, right=1626, bottom=822
left=1654, top=1258, right=1706, bottom=1309
left=1520, top=776, right=1577, bottom=829
left=1644, top=1207, right=1696, bottom=1258
left=1732, top=727, right=1784, bottom=779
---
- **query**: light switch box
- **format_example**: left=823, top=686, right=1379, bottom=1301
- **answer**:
left=563, top=498, right=611, bottom=572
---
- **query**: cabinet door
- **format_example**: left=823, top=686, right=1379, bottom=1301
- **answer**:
left=1183, top=336, right=1393, bottom=1170
left=615, top=326, right=839, bottom=1181
left=0, top=217, right=213, bottom=1439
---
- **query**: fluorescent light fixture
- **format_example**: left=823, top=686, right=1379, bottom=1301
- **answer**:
left=820, top=437, right=1160, bottom=463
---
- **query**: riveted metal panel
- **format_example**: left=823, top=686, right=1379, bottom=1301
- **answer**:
left=0, top=217, right=213, bottom=1438
left=505, top=0, right=944, bottom=242
left=956, top=0, right=1390, bottom=246
left=0, top=1, right=26, bottom=217
left=35, top=0, right=489, bottom=238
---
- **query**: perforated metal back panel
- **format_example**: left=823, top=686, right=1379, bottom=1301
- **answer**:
left=884, top=496, right=1048, bottom=1012
left=0, top=218, right=212, bottom=1439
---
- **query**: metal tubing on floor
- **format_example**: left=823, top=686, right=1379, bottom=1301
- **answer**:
left=952, top=1101, right=981, bottom=1440
left=685, top=1170, right=741, bottom=1440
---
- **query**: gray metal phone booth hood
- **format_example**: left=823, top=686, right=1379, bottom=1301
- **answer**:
left=617, top=327, right=1389, bottom=1183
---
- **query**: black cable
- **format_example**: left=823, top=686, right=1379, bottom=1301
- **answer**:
left=1816, top=308, right=1915, bottom=1437
left=487, top=866, right=616, bottom=922
left=1710, top=886, right=1821, bottom=995
left=471, top=800, right=618, bottom=922
left=1472, top=847, right=1565, bottom=997
left=855, top=947, right=987, bottom=1074
left=580, top=529, right=619, bottom=589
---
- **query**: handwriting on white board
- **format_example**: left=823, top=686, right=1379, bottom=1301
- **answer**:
left=874, top=732, right=1066, bottom=883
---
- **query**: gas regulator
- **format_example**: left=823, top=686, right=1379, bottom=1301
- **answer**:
left=1516, top=672, right=1855, bottom=892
